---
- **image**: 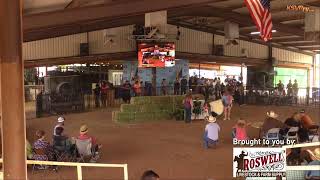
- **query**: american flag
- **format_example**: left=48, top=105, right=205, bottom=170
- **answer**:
left=244, top=0, right=273, bottom=41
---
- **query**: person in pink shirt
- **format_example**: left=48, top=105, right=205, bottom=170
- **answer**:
left=232, top=119, right=251, bottom=140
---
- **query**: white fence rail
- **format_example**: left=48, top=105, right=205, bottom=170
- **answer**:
left=0, top=159, right=128, bottom=180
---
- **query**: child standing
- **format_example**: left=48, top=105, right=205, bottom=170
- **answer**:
left=222, top=90, right=233, bottom=120
left=183, top=93, right=193, bottom=123
left=193, top=97, right=202, bottom=120
left=203, top=102, right=210, bottom=118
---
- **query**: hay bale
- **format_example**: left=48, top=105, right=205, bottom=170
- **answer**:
left=154, top=110, right=172, bottom=120
left=120, top=104, right=141, bottom=112
left=131, top=96, right=151, bottom=105
left=116, top=112, right=135, bottom=122
left=134, top=112, right=154, bottom=121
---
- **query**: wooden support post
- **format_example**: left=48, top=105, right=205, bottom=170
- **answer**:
left=0, top=0, right=27, bottom=179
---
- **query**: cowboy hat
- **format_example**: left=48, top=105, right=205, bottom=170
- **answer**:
left=209, top=100, right=224, bottom=115
left=307, top=148, right=320, bottom=161
left=207, top=116, right=216, bottom=123
left=266, top=111, right=278, bottom=118
left=80, top=124, right=88, bottom=134
left=57, top=116, right=65, bottom=123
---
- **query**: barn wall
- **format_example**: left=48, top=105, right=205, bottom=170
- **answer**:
left=23, top=33, right=87, bottom=60
left=88, top=25, right=136, bottom=54
left=167, top=25, right=213, bottom=54
left=272, top=47, right=313, bottom=64
left=23, top=25, right=313, bottom=66
left=214, top=34, right=268, bottom=59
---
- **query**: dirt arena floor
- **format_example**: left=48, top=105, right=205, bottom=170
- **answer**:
left=26, top=104, right=320, bottom=180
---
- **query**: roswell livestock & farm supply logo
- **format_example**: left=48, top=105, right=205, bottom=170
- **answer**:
left=233, top=148, right=286, bottom=178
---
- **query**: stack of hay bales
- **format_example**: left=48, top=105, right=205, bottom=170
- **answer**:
left=112, top=95, right=185, bottom=123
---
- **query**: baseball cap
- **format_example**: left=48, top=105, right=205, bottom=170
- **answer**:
left=57, top=117, right=65, bottom=123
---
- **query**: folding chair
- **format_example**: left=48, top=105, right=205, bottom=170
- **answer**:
left=264, top=128, right=281, bottom=146
left=53, top=136, right=68, bottom=161
left=286, top=127, right=299, bottom=144
left=31, top=148, right=50, bottom=175
left=308, top=125, right=319, bottom=142
left=75, top=138, right=93, bottom=163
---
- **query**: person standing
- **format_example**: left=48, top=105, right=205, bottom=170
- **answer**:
left=53, top=116, right=65, bottom=136
left=121, top=80, right=132, bottom=103
left=183, top=93, right=193, bottom=123
left=93, top=83, right=101, bottom=108
left=161, top=79, right=167, bottom=96
left=277, top=80, right=284, bottom=94
left=133, top=80, right=141, bottom=96
left=180, top=77, right=188, bottom=95
left=287, top=80, right=293, bottom=96
left=174, top=78, right=180, bottom=95
left=203, top=116, right=220, bottom=149
left=145, top=81, right=152, bottom=96
left=293, top=79, right=299, bottom=96
left=222, top=90, right=233, bottom=121
left=100, top=81, right=109, bottom=107
left=215, top=79, right=221, bottom=99
left=36, top=89, right=43, bottom=118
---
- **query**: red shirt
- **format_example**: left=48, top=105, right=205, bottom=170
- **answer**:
left=101, top=84, right=109, bottom=94
left=301, top=115, right=315, bottom=129
left=78, top=134, right=97, bottom=145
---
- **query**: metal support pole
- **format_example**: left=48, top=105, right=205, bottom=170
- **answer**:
left=0, top=0, right=27, bottom=179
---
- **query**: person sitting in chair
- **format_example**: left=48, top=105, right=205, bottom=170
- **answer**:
left=299, top=109, right=317, bottom=130
left=233, top=119, right=251, bottom=140
left=261, top=111, right=283, bottom=138
left=53, top=127, right=76, bottom=157
left=33, top=130, right=56, bottom=162
left=54, top=116, right=65, bottom=136
left=77, top=124, right=102, bottom=160
left=282, top=112, right=309, bottom=142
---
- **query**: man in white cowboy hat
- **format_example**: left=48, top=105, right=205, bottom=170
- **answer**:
left=53, top=116, right=65, bottom=136
left=203, top=116, right=220, bottom=149
left=261, top=111, right=283, bottom=138
left=305, top=148, right=320, bottom=179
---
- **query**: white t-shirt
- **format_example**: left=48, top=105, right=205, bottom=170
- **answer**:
left=205, top=123, right=220, bottom=141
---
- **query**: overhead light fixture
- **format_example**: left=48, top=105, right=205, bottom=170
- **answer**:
left=250, top=30, right=277, bottom=35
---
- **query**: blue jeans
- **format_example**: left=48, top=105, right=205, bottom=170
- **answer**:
left=184, top=107, right=192, bottom=123
left=203, top=132, right=218, bottom=149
